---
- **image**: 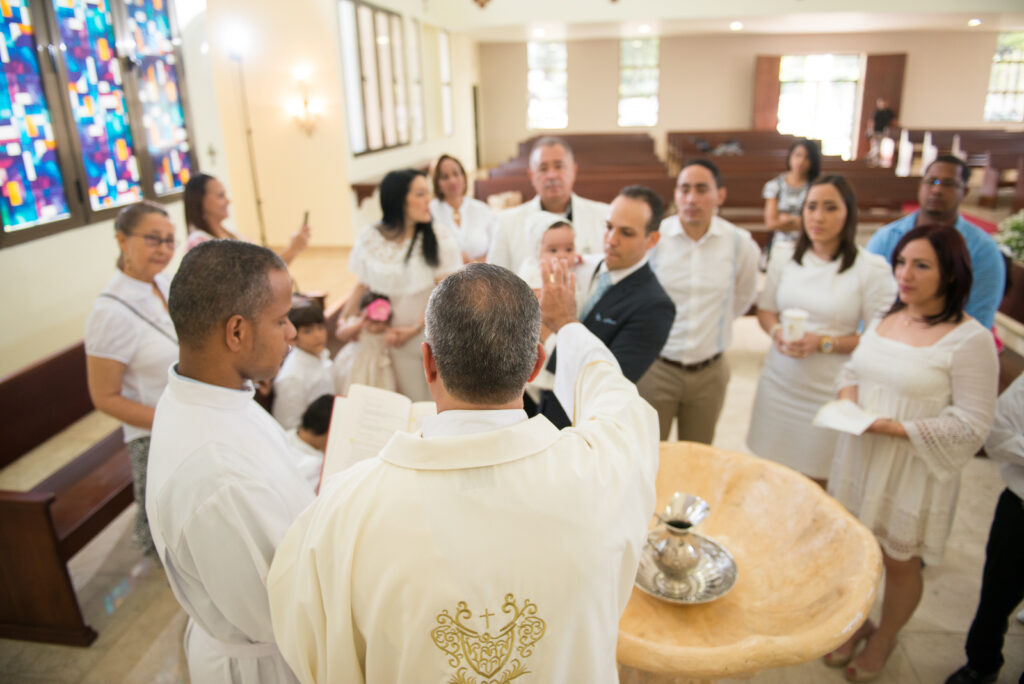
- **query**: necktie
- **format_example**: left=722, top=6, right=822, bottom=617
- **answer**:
left=579, top=272, right=612, bottom=322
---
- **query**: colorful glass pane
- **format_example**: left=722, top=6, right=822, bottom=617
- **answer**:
left=124, top=0, right=191, bottom=194
left=1, top=0, right=71, bottom=231
left=53, top=0, right=142, bottom=210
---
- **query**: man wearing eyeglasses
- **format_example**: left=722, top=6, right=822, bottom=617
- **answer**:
left=867, top=155, right=1005, bottom=328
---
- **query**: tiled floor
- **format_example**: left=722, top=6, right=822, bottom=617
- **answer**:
left=3, top=199, right=1022, bottom=682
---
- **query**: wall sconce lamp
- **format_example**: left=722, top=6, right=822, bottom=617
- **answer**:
left=287, top=65, right=325, bottom=136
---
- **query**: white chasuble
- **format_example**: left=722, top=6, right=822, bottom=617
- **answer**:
left=268, top=323, right=659, bottom=683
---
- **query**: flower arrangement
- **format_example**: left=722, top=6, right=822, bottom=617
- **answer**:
left=995, top=210, right=1024, bottom=263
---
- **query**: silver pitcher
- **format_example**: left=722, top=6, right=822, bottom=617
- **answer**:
left=646, top=492, right=710, bottom=581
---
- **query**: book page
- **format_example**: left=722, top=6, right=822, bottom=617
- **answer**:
left=812, top=399, right=877, bottom=436
left=321, top=385, right=413, bottom=481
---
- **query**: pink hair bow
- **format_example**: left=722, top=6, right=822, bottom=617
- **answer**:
left=365, top=298, right=391, bottom=322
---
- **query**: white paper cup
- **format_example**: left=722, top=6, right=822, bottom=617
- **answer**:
left=781, top=308, right=809, bottom=343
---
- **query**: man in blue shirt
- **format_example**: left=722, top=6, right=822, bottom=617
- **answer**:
left=867, top=155, right=1005, bottom=328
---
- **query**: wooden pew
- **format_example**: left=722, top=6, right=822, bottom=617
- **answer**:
left=0, top=342, right=134, bottom=646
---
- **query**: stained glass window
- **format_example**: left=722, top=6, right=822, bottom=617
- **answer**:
left=985, top=33, right=1024, bottom=122
left=53, top=0, right=143, bottom=210
left=124, top=0, right=192, bottom=194
left=1, top=0, right=71, bottom=231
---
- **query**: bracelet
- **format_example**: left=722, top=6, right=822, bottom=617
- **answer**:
left=818, top=335, right=836, bottom=354
left=769, top=323, right=782, bottom=339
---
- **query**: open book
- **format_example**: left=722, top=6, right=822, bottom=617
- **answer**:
left=319, top=384, right=436, bottom=485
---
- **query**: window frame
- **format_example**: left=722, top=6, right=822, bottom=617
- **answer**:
left=526, top=40, right=568, bottom=131
left=342, top=0, right=410, bottom=157
left=0, top=0, right=197, bottom=249
left=984, top=33, right=1024, bottom=123
left=617, top=37, right=660, bottom=128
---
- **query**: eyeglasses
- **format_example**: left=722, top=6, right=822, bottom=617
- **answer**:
left=920, top=177, right=964, bottom=190
left=130, top=233, right=177, bottom=248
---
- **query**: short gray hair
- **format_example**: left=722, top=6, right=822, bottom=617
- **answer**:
left=425, top=264, right=541, bottom=404
left=169, top=240, right=286, bottom=348
left=529, top=136, right=574, bottom=168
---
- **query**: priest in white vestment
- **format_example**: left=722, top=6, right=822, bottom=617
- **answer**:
left=268, top=261, right=659, bottom=683
left=147, top=241, right=315, bottom=683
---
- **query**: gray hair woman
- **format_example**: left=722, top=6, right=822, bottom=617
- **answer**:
left=85, top=201, right=179, bottom=557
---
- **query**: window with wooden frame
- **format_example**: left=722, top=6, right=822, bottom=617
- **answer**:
left=985, top=33, right=1024, bottom=122
left=1, top=0, right=196, bottom=248
left=338, top=0, right=411, bottom=155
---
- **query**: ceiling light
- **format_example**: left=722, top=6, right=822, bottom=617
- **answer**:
left=967, top=18, right=982, bottom=27
left=638, top=24, right=651, bottom=35
left=730, top=21, right=743, bottom=32
left=532, top=28, right=545, bottom=38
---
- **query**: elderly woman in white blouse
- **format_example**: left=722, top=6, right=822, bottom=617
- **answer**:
left=85, top=201, right=179, bottom=557
left=429, top=154, right=497, bottom=263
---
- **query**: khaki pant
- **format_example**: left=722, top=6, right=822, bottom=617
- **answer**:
left=636, top=355, right=730, bottom=445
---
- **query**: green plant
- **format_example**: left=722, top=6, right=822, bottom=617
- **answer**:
left=995, top=210, right=1024, bottom=262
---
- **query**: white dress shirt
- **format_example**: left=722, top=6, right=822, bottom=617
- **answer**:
left=488, top=194, right=609, bottom=272
left=84, top=271, right=178, bottom=442
left=429, top=197, right=498, bottom=260
left=652, top=214, right=760, bottom=364
left=272, top=347, right=334, bottom=431
left=147, top=367, right=315, bottom=683
left=268, top=323, right=659, bottom=684
left=986, top=372, right=1024, bottom=499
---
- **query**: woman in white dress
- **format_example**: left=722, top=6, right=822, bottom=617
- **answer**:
left=183, top=173, right=310, bottom=263
left=428, top=154, right=497, bottom=263
left=823, top=225, right=998, bottom=681
left=747, top=175, right=896, bottom=486
left=339, top=169, right=461, bottom=401
left=85, top=202, right=179, bottom=557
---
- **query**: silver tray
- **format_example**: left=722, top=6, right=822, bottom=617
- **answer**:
left=635, top=532, right=737, bottom=604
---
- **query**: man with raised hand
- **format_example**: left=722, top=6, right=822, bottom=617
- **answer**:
left=268, top=261, right=659, bottom=683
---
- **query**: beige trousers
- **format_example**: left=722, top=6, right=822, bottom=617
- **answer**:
left=636, top=356, right=730, bottom=445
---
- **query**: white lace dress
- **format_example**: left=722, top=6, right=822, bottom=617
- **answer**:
left=348, top=224, right=461, bottom=401
left=827, top=318, right=998, bottom=565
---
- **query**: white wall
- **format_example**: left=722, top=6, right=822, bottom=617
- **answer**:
left=478, top=30, right=1018, bottom=167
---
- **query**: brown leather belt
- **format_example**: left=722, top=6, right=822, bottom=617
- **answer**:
left=660, top=353, right=722, bottom=372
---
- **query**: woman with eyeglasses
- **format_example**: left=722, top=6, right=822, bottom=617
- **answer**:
left=85, top=201, right=180, bottom=558
left=183, top=173, right=310, bottom=263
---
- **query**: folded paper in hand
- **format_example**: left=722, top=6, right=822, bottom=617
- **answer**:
left=320, top=384, right=436, bottom=487
left=812, top=399, right=877, bottom=436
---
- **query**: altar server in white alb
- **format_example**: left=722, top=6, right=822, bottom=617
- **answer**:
left=487, top=136, right=609, bottom=272
left=268, top=262, right=659, bottom=683
left=147, top=241, right=314, bottom=683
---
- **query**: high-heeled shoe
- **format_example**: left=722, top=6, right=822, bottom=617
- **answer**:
left=824, top=620, right=875, bottom=668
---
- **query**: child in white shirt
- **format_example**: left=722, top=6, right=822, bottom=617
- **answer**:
left=272, top=297, right=334, bottom=430
left=285, top=394, right=334, bottom=491
left=332, top=291, right=398, bottom=395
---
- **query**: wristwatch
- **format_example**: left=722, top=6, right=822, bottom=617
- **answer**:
left=818, top=335, right=835, bottom=354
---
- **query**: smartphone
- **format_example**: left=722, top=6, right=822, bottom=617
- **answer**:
left=302, top=210, right=310, bottom=226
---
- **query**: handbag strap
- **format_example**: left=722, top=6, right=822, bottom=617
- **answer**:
left=98, top=293, right=179, bottom=345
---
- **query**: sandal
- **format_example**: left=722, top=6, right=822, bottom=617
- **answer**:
left=824, top=619, right=875, bottom=668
